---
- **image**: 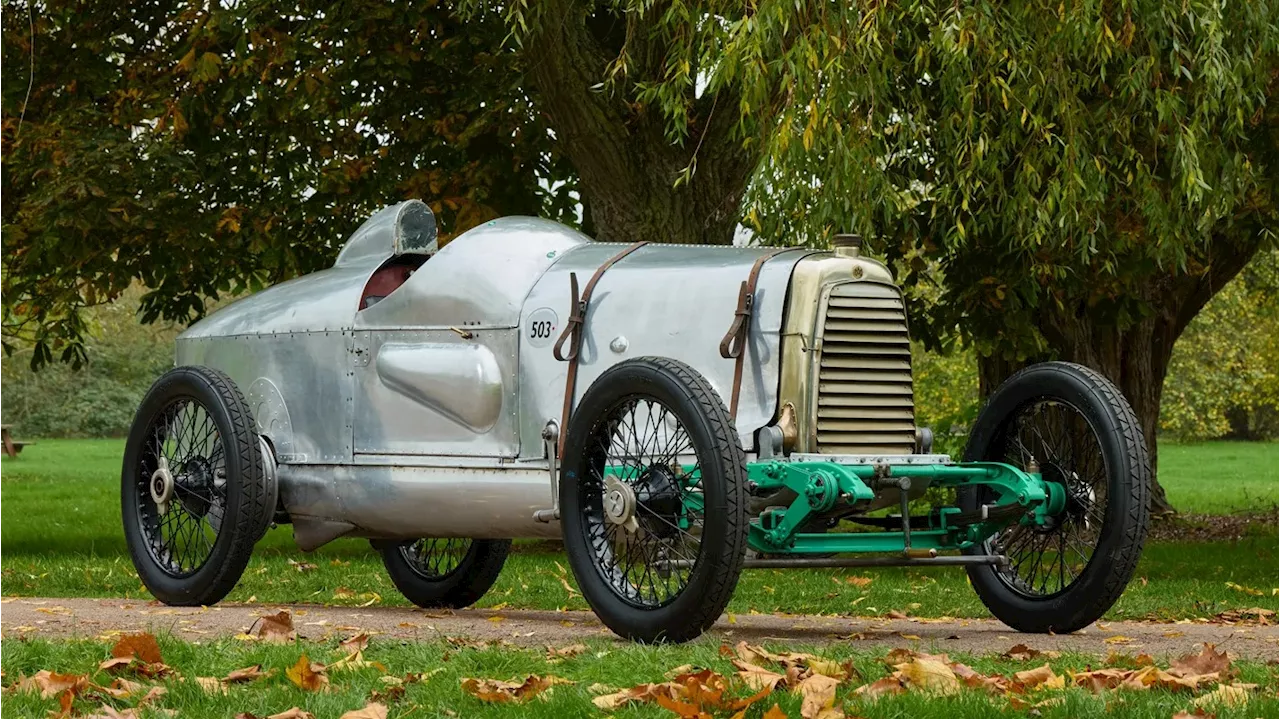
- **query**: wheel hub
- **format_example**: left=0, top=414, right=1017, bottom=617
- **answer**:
left=149, top=457, right=174, bottom=514
left=603, top=476, right=640, bottom=533
left=176, top=457, right=215, bottom=518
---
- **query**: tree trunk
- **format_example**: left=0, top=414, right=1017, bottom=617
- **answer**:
left=975, top=235, right=1264, bottom=516
left=521, top=1, right=757, bottom=246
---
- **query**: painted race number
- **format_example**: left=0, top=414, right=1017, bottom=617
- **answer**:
left=526, top=308, right=559, bottom=348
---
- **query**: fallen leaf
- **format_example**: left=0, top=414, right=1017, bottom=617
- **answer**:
left=461, top=675, right=571, bottom=703
left=845, top=576, right=873, bottom=588
left=111, top=633, right=163, bottom=664
left=794, top=673, right=840, bottom=719
left=732, top=660, right=786, bottom=692
left=1104, top=635, right=1134, bottom=645
left=886, top=610, right=909, bottom=620
left=853, top=676, right=904, bottom=699
left=1171, top=711, right=1214, bottom=719
left=338, top=703, right=387, bottom=719
left=266, top=709, right=316, bottom=719
left=288, top=559, right=318, bottom=573
left=1012, top=663, right=1065, bottom=691
left=950, top=662, right=1006, bottom=693
left=13, top=670, right=89, bottom=699
left=1072, top=667, right=1133, bottom=692
left=98, top=657, right=134, bottom=673
left=1001, top=643, right=1061, bottom=661
left=195, top=677, right=228, bottom=694
left=1170, top=644, right=1231, bottom=678
left=339, top=633, right=371, bottom=655
left=763, top=704, right=789, bottom=719
left=82, top=706, right=141, bottom=719
left=286, top=654, right=329, bottom=692
left=224, top=665, right=272, bottom=684
left=808, top=658, right=857, bottom=682
left=258, top=610, right=296, bottom=644
left=98, top=677, right=144, bottom=699
left=1224, top=581, right=1263, bottom=596
left=894, top=658, right=960, bottom=695
left=1191, top=684, right=1250, bottom=708
left=545, top=643, right=588, bottom=660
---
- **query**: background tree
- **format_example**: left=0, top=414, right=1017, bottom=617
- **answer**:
left=5, top=1, right=1275, bottom=513
left=2, top=0, right=572, bottom=366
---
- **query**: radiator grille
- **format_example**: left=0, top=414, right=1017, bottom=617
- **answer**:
left=815, top=282, right=916, bottom=455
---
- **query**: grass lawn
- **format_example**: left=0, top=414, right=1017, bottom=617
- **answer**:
left=2, top=633, right=1276, bottom=719
left=2, top=439, right=1276, bottom=621
left=1159, top=441, right=1278, bottom=514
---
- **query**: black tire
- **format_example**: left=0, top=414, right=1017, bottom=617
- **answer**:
left=379, top=538, right=511, bottom=609
left=960, top=361, right=1150, bottom=633
left=122, top=366, right=274, bottom=606
left=560, top=357, right=748, bottom=643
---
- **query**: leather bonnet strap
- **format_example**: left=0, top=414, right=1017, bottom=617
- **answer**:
left=552, top=241, right=649, bottom=456
left=719, top=247, right=801, bottom=418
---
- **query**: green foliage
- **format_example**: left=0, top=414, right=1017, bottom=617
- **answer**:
left=911, top=343, right=979, bottom=457
left=1161, top=247, right=1280, bottom=441
left=2, top=1, right=574, bottom=367
left=1, top=288, right=179, bottom=437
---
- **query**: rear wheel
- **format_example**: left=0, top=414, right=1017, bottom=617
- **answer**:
left=961, top=362, right=1149, bottom=633
left=380, top=538, right=510, bottom=609
left=122, top=366, right=275, bottom=606
left=560, top=357, right=748, bottom=643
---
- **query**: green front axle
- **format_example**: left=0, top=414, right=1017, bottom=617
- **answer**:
left=658, top=458, right=1065, bottom=557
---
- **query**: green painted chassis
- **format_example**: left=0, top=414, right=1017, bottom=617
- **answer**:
left=610, top=459, right=1067, bottom=558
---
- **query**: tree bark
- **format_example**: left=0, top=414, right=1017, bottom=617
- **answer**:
left=976, top=234, right=1264, bottom=515
left=521, top=1, right=758, bottom=245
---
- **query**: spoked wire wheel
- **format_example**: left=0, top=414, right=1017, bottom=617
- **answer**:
left=400, top=538, right=473, bottom=580
left=122, top=366, right=273, bottom=606
left=582, top=397, right=704, bottom=608
left=137, top=398, right=228, bottom=576
left=380, top=537, right=510, bottom=609
left=984, top=399, right=1107, bottom=598
left=961, top=362, right=1149, bottom=633
left=561, top=357, right=747, bottom=643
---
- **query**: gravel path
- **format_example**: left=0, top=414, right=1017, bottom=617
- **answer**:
left=3, top=597, right=1276, bottom=660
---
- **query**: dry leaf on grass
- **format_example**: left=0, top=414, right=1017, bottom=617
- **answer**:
left=763, top=704, right=789, bottom=719
left=893, top=658, right=960, bottom=695
left=1191, top=684, right=1252, bottom=708
left=288, top=559, right=318, bottom=573
left=339, top=633, right=371, bottom=655
left=13, top=670, right=90, bottom=699
left=286, top=654, right=330, bottom=692
left=795, top=673, right=841, bottom=719
left=257, top=610, right=297, bottom=644
left=1011, top=663, right=1065, bottom=691
left=1170, top=644, right=1231, bottom=678
left=195, top=677, right=228, bottom=695
left=732, top=660, right=787, bottom=692
left=853, top=676, right=905, bottom=699
left=111, top=633, right=163, bottom=664
left=328, top=651, right=386, bottom=673
left=224, top=665, right=272, bottom=684
left=1171, top=710, right=1215, bottom=719
left=98, top=677, right=145, bottom=699
left=82, top=706, right=141, bottom=719
left=461, top=675, right=572, bottom=703
left=1001, top=643, right=1060, bottom=661
left=545, top=643, right=588, bottom=660
left=267, top=709, right=317, bottom=719
left=592, top=669, right=775, bottom=715
left=338, top=702, right=388, bottom=719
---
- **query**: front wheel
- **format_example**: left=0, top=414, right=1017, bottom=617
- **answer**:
left=960, top=361, right=1150, bottom=633
left=122, top=366, right=276, bottom=606
left=380, top=538, right=510, bottom=609
left=560, top=357, right=749, bottom=643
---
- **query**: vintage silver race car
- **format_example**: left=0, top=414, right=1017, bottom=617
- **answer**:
left=123, top=200, right=1151, bottom=642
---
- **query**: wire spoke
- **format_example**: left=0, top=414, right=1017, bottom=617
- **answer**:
left=986, top=399, right=1109, bottom=598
